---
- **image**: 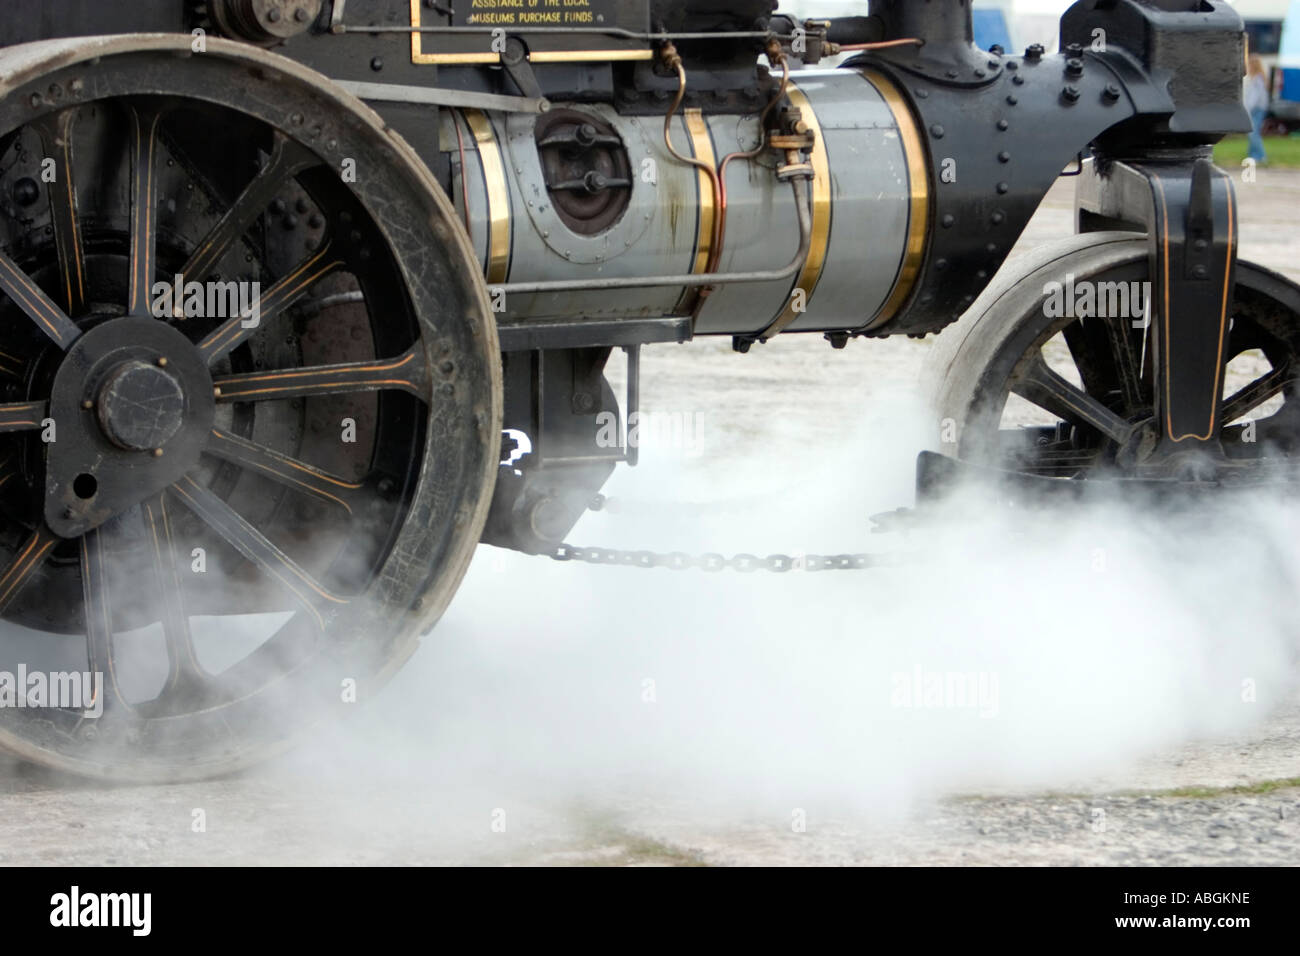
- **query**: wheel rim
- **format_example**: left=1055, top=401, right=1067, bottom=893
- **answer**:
left=0, top=38, right=499, bottom=778
left=959, top=250, right=1300, bottom=483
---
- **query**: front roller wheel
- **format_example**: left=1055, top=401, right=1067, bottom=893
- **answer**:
left=926, top=233, right=1300, bottom=481
left=0, top=36, right=500, bottom=780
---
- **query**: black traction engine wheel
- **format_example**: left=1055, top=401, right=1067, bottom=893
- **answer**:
left=0, top=36, right=500, bottom=780
left=927, top=233, right=1300, bottom=482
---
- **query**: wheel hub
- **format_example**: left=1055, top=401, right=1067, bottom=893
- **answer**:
left=95, top=360, right=186, bottom=451
left=44, top=317, right=216, bottom=538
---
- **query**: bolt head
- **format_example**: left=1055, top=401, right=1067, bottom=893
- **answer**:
left=11, top=178, right=39, bottom=208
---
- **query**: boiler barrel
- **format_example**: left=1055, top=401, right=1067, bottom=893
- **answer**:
left=443, top=68, right=929, bottom=337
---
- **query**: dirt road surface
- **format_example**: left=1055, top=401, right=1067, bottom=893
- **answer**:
left=2, top=171, right=1299, bottom=867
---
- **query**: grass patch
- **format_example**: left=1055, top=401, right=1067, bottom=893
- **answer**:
left=555, top=807, right=712, bottom=867
left=1213, top=133, right=1300, bottom=168
left=1152, top=777, right=1300, bottom=799
left=601, top=835, right=711, bottom=867
left=942, top=777, right=1300, bottom=804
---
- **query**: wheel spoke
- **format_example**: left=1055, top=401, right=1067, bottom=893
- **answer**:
left=31, top=110, right=86, bottom=316
left=126, top=103, right=164, bottom=316
left=182, top=133, right=319, bottom=280
left=1012, top=353, right=1135, bottom=445
left=0, top=454, right=18, bottom=493
left=0, top=400, right=46, bottom=432
left=1064, top=315, right=1145, bottom=412
left=0, top=250, right=81, bottom=349
left=0, top=525, right=58, bottom=614
left=0, top=348, right=26, bottom=380
left=212, top=345, right=429, bottom=403
left=1222, top=362, right=1293, bottom=424
left=142, top=495, right=205, bottom=701
left=195, top=242, right=343, bottom=363
left=204, top=427, right=362, bottom=513
left=168, top=475, right=347, bottom=629
left=1062, top=320, right=1114, bottom=404
left=80, top=528, right=129, bottom=717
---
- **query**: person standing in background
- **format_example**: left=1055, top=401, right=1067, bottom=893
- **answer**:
left=1245, top=53, right=1270, bottom=166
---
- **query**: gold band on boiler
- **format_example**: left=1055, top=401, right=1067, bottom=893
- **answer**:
left=860, top=67, right=929, bottom=331
left=760, top=81, right=831, bottom=339
left=462, top=109, right=511, bottom=285
left=675, top=109, right=716, bottom=314
left=409, top=0, right=653, bottom=65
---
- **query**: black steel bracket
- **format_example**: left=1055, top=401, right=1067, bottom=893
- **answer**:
left=482, top=347, right=625, bottom=553
left=1076, top=156, right=1238, bottom=460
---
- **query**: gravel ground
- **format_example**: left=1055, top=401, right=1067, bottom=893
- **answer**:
left=2, top=172, right=1299, bottom=867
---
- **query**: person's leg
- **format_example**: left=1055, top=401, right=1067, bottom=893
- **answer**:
left=1248, top=109, right=1268, bottom=163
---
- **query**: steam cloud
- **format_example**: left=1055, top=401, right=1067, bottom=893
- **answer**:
left=280, top=337, right=1298, bottom=850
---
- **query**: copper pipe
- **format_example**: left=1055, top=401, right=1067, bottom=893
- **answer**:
left=710, top=45, right=791, bottom=276
left=836, top=38, right=924, bottom=52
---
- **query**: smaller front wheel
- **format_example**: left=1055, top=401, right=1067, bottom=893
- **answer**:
left=926, top=233, right=1300, bottom=482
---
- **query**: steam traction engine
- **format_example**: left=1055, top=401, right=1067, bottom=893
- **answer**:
left=0, top=0, right=1287, bottom=778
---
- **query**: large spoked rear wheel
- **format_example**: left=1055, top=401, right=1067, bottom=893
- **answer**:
left=0, top=37, right=500, bottom=780
left=928, top=233, right=1300, bottom=482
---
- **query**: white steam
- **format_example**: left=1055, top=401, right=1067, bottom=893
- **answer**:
left=284, top=336, right=1299, bottom=841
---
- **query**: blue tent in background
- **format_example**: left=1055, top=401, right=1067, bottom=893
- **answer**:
left=973, top=8, right=1014, bottom=52
left=1281, top=1, right=1300, bottom=104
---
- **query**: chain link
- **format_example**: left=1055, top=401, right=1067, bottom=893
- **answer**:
left=546, top=543, right=913, bottom=572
